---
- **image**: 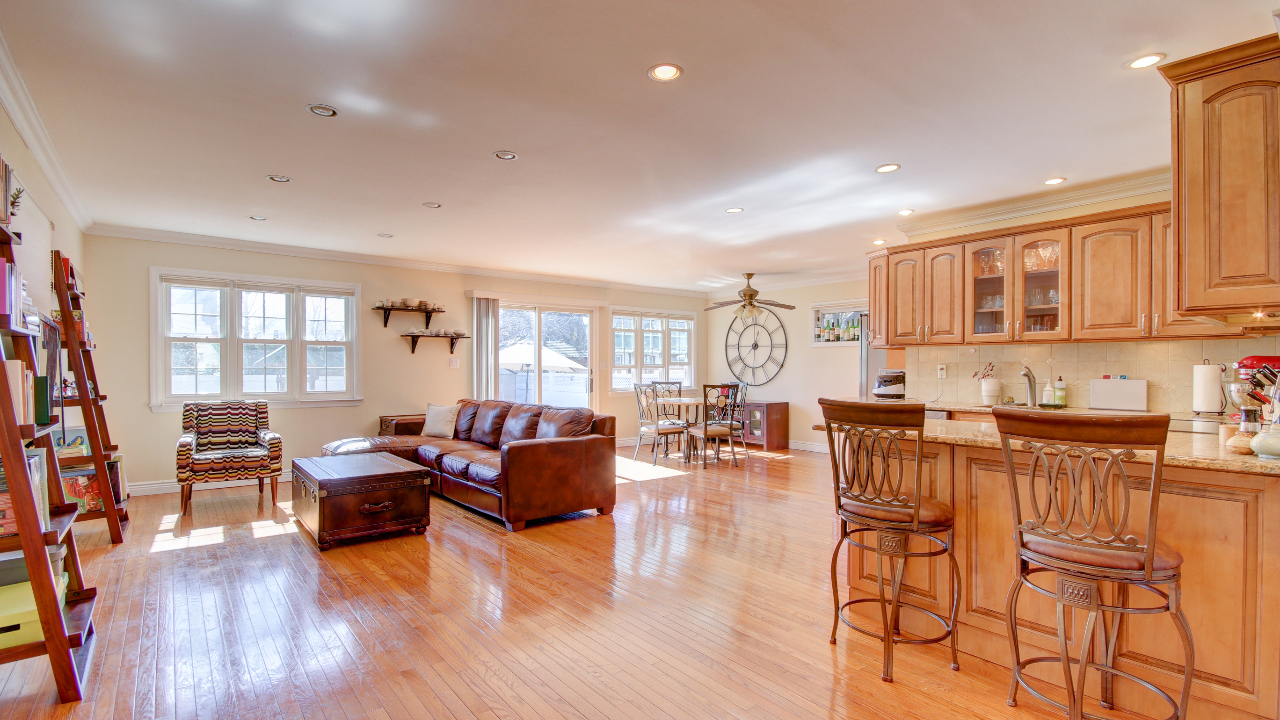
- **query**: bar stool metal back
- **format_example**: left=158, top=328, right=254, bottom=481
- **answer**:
left=820, top=398, right=960, bottom=682
left=992, top=406, right=1194, bottom=720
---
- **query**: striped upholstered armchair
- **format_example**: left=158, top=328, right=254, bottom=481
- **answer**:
left=176, top=401, right=283, bottom=513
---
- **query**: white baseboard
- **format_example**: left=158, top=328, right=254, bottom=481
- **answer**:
left=129, top=471, right=294, bottom=497
left=616, top=436, right=641, bottom=447
left=789, top=440, right=829, bottom=454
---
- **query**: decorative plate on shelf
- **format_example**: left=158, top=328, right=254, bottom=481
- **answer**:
left=725, top=307, right=787, bottom=386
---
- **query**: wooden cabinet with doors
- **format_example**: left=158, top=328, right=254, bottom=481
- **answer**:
left=1011, top=229, right=1070, bottom=342
left=1072, top=217, right=1152, bottom=340
left=963, top=237, right=1013, bottom=343
left=887, top=250, right=924, bottom=345
left=1152, top=212, right=1243, bottom=337
left=867, top=250, right=889, bottom=348
left=922, top=244, right=964, bottom=343
left=1163, top=36, right=1280, bottom=314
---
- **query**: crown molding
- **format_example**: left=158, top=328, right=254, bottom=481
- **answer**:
left=708, top=271, right=867, bottom=301
left=896, top=168, right=1172, bottom=238
left=0, top=29, right=91, bottom=230
left=87, top=222, right=712, bottom=299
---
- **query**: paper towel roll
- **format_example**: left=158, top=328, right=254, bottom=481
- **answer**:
left=1193, top=363, right=1226, bottom=414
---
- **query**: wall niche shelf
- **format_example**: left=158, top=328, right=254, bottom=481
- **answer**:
left=373, top=306, right=444, bottom=328
left=401, top=334, right=469, bottom=354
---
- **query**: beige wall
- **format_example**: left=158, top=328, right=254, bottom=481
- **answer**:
left=83, top=233, right=706, bottom=489
left=902, top=189, right=1171, bottom=245
left=704, top=280, right=868, bottom=451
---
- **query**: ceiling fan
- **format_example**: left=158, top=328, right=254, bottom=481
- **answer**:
left=704, top=273, right=796, bottom=320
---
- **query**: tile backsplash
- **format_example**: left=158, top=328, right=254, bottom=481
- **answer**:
left=904, top=337, right=1280, bottom=414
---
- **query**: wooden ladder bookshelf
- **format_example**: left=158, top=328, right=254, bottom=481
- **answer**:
left=0, top=229, right=98, bottom=702
left=52, top=250, right=126, bottom=544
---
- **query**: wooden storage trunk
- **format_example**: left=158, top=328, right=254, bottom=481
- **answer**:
left=291, top=453, right=429, bottom=551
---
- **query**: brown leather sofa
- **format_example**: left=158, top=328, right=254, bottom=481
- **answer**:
left=322, top=399, right=616, bottom=531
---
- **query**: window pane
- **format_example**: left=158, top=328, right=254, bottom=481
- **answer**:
left=642, top=317, right=663, bottom=331
left=169, top=285, right=220, bottom=338
left=306, top=344, right=346, bottom=393
left=612, top=316, right=635, bottom=330
left=540, top=311, right=590, bottom=409
left=305, top=296, right=348, bottom=341
left=243, top=343, right=288, bottom=394
left=613, top=331, right=635, bottom=365
left=612, top=368, right=636, bottom=391
left=498, top=307, right=537, bottom=403
left=241, top=291, right=289, bottom=340
left=669, top=365, right=690, bottom=387
left=670, top=330, right=689, bottom=363
left=641, top=367, right=665, bottom=383
left=643, top=332, right=663, bottom=365
left=171, top=341, right=220, bottom=395
left=670, top=319, right=690, bottom=330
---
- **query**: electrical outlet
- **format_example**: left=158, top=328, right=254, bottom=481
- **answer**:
left=449, top=358, right=460, bottom=369
left=937, top=364, right=947, bottom=379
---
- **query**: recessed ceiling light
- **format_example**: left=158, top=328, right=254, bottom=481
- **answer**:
left=1128, top=53, right=1166, bottom=69
left=872, top=239, right=886, bottom=245
left=726, top=207, right=744, bottom=213
left=422, top=202, right=442, bottom=208
left=248, top=216, right=267, bottom=221
left=875, top=164, right=901, bottom=173
left=1044, top=177, right=1066, bottom=185
left=898, top=209, right=914, bottom=216
left=648, top=64, right=682, bottom=81
left=377, top=233, right=393, bottom=238
left=494, top=151, right=518, bottom=160
left=266, top=175, right=292, bottom=183
left=307, top=103, right=338, bottom=117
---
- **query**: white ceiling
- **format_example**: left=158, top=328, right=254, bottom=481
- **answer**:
left=0, top=0, right=1276, bottom=292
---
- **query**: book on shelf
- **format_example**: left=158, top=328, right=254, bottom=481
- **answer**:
left=0, top=449, right=48, bottom=534
left=59, top=256, right=78, bottom=293
left=61, top=456, right=123, bottom=513
left=2, top=360, right=32, bottom=425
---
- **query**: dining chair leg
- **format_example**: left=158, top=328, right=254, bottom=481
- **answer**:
left=728, top=435, right=738, bottom=467
left=633, top=433, right=643, bottom=461
left=1170, top=582, right=1196, bottom=720
left=652, top=432, right=661, bottom=465
left=1101, top=583, right=1128, bottom=709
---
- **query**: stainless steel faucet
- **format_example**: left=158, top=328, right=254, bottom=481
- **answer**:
left=1020, top=366, right=1037, bottom=407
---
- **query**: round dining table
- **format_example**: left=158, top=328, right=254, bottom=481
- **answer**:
left=653, top=397, right=709, bottom=462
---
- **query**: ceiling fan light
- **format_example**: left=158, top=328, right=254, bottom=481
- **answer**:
left=747, top=305, right=764, bottom=320
left=733, top=305, right=747, bottom=319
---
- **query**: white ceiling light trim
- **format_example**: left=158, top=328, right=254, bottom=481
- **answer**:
left=0, top=28, right=91, bottom=230
left=897, top=167, right=1171, bottom=237
left=86, top=223, right=713, bottom=298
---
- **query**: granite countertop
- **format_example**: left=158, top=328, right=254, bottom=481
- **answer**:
left=809, top=417, right=1280, bottom=476
left=920, top=401, right=1232, bottom=425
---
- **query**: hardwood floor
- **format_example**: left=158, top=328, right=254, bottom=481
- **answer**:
left=0, top=448, right=1120, bottom=720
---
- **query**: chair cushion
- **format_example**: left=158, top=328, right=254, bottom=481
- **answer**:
left=440, top=448, right=499, bottom=479
left=688, top=424, right=731, bottom=438
left=1023, top=534, right=1183, bottom=572
left=186, top=447, right=270, bottom=481
left=840, top=495, right=954, bottom=527
left=471, top=400, right=512, bottom=447
left=416, top=439, right=483, bottom=470
left=464, top=450, right=504, bottom=490
left=500, top=404, right=543, bottom=447
left=641, top=423, right=686, bottom=435
left=536, top=407, right=594, bottom=439
left=454, top=399, right=480, bottom=441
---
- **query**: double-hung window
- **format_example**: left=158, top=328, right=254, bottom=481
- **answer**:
left=611, top=311, right=694, bottom=391
left=151, top=268, right=360, bottom=410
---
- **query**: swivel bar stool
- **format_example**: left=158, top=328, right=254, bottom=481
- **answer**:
left=992, top=407, right=1194, bottom=720
left=820, top=398, right=961, bottom=682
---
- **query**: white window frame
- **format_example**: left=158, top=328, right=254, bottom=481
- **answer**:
left=149, top=267, right=362, bottom=412
left=494, top=302, right=598, bottom=410
left=609, top=307, right=696, bottom=395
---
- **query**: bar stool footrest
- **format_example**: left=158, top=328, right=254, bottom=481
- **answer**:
left=1012, top=655, right=1180, bottom=720
left=837, top=597, right=954, bottom=646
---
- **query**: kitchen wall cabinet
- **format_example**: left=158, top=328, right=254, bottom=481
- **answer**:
left=1072, top=217, right=1152, bottom=340
left=1012, top=229, right=1070, bottom=341
left=923, top=244, right=965, bottom=343
left=1152, top=213, right=1242, bottom=337
left=867, top=251, right=889, bottom=348
left=887, top=250, right=924, bottom=345
left=963, top=238, right=1012, bottom=343
left=1163, top=37, right=1280, bottom=314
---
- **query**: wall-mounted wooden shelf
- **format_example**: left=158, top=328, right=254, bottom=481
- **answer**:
left=401, top=334, right=468, bottom=354
left=374, top=306, right=444, bottom=328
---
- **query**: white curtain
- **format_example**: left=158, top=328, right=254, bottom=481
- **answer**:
left=472, top=297, right=498, bottom=400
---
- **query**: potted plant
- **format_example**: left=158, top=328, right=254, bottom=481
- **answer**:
left=974, top=363, right=1000, bottom=406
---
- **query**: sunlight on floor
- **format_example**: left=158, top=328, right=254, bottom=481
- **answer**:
left=615, top=456, right=688, bottom=483
left=250, top=519, right=298, bottom=538
left=150, top=514, right=226, bottom=553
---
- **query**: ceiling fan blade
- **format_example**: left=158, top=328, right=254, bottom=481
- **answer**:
left=756, top=299, right=796, bottom=310
left=704, top=300, right=742, bottom=311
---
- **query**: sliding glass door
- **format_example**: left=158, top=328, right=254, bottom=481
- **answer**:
left=497, top=305, right=592, bottom=408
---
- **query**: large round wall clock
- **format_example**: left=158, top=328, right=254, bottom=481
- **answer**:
left=725, top=308, right=787, bottom=386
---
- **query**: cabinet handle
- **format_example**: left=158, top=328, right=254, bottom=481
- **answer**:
left=1153, top=314, right=1160, bottom=335
left=1140, top=313, right=1146, bottom=333
left=925, top=324, right=931, bottom=342
left=917, top=325, right=923, bottom=342
left=1016, top=320, right=1021, bottom=338
left=1005, top=321, right=1011, bottom=339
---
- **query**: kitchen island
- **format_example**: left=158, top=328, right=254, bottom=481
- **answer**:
left=817, top=417, right=1280, bottom=720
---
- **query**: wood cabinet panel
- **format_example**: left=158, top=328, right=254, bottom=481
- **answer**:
left=1012, top=229, right=1070, bottom=341
left=867, top=252, right=889, bottom=348
left=1072, top=217, right=1152, bottom=339
left=887, top=250, right=924, bottom=345
left=1177, top=54, right=1280, bottom=312
left=1152, top=212, right=1241, bottom=337
left=923, top=244, right=964, bottom=344
left=962, top=237, right=1013, bottom=344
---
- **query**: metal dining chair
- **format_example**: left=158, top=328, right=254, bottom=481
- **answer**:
left=632, top=383, right=685, bottom=464
left=686, top=384, right=744, bottom=468
left=820, top=398, right=960, bottom=683
left=651, top=381, right=690, bottom=451
left=992, top=407, right=1194, bottom=720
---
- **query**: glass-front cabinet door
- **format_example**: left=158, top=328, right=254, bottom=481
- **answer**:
left=1012, top=229, right=1069, bottom=341
left=963, top=237, right=1012, bottom=343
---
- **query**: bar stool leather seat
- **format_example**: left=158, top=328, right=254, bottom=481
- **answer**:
left=841, top=495, right=954, bottom=526
left=1023, top=533, right=1184, bottom=573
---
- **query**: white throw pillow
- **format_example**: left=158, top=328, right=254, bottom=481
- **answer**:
left=421, top=403, right=461, bottom=438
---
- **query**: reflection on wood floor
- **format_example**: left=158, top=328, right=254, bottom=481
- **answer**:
left=0, top=449, right=1074, bottom=720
